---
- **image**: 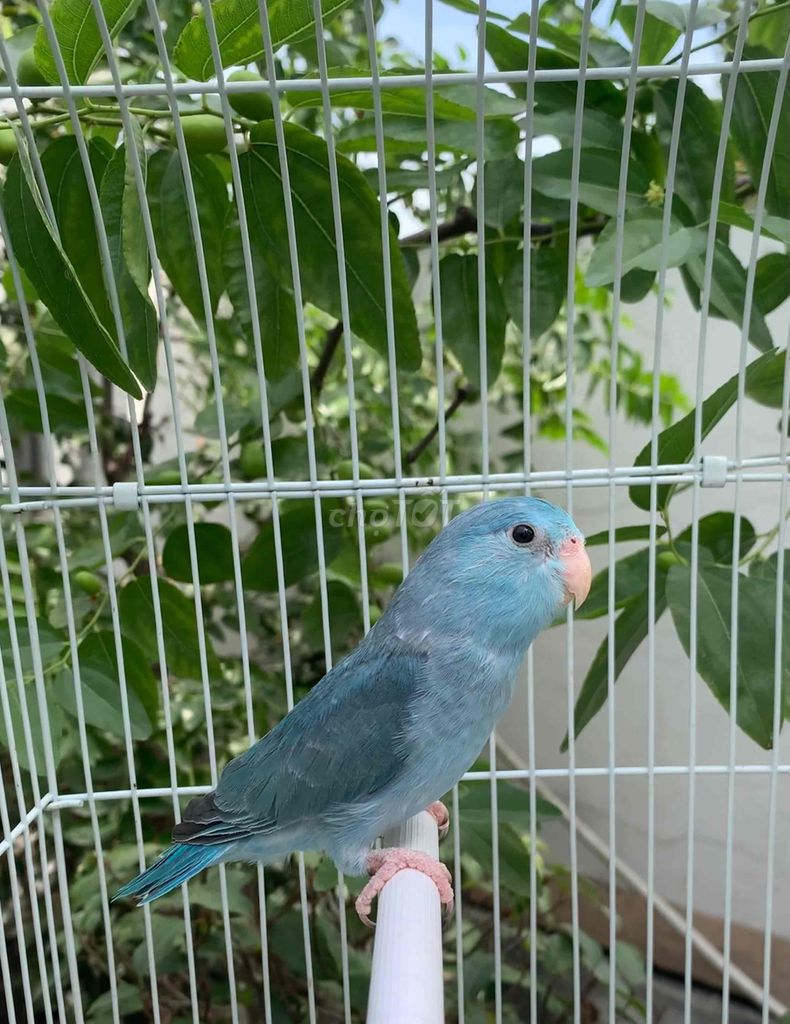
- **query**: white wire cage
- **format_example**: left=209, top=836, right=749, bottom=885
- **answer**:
left=0, top=0, right=789, bottom=1022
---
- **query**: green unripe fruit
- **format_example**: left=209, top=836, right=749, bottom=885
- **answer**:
left=634, top=84, right=654, bottom=115
left=151, top=469, right=182, bottom=486
left=16, top=48, right=48, bottom=87
left=335, top=459, right=376, bottom=481
left=656, top=550, right=681, bottom=572
left=240, top=441, right=267, bottom=479
left=177, top=114, right=227, bottom=155
left=373, top=563, right=404, bottom=586
left=73, top=570, right=103, bottom=596
left=227, top=71, right=274, bottom=122
left=364, top=499, right=393, bottom=547
left=0, top=127, right=18, bottom=166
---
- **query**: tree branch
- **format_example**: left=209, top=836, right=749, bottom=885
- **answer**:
left=310, top=320, right=344, bottom=397
left=309, top=209, right=606, bottom=394
left=405, top=386, right=468, bottom=466
left=400, top=205, right=479, bottom=246
left=104, top=389, right=154, bottom=484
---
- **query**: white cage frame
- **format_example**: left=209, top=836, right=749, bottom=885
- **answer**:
left=0, top=0, right=789, bottom=1021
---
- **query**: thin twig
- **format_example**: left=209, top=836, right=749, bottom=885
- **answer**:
left=400, top=205, right=479, bottom=247
left=310, top=320, right=344, bottom=396
left=678, top=0, right=790, bottom=60
left=310, top=209, right=605, bottom=391
left=405, top=386, right=469, bottom=465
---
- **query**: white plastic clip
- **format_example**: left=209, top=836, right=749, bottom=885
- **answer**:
left=112, top=481, right=139, bottom=510
left=700, top=454, right=728, bottom=488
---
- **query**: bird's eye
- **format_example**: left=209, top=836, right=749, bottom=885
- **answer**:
left=511, top=523, right=535, bottom=546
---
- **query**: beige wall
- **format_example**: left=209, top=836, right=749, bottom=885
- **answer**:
left=499, top=230, right=790, bottom=943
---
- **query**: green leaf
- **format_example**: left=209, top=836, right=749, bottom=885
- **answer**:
left=133, top=914, right=185, bottom=975
left=684, top=240, right=773, bottom=351
left=584, top=524, right=667, bottom=546
left=70, top=510, right=143, bottom=569
left=100, top=124, right=158, bottom=391
left=716, top=202, right=790, bottom=246
left=655, top=79, right=734, bottom=224
left=531, top=148, right=649, bottom=218
left=242, top=501, right=345, bottom=592
left=34, top=0, right=143, bottom=84
left=731, top=48, right=790, bottom=219
left=485, top=23, right=624, bottom=112
left=2, top=144, right=141, bottom=397
left=0, top=621, right=65, bottom=676
left=87, top=984, right=143, bottom=1021
left=362, top=161, right=469, bottom=196
left=586, top=209, right=707, bottom=287
left=240, top=122, right=420, bottom=371
left=52, top=631, right=156, bottom=741
left=629, top=348, right=787, bottom=511
left=187, top=867, right=254, bottom=915
left=675, top=512, right=756, bottom=565
left=576, top=546, right=659, bottom=621
left=478, top=155, right=524, bottom=232
left=438, top=83, right=526, bottom=118
left=302, top=579, right=360, bottom=657
left=531, top=106, right=626, bottom=152
left=509, top=12, right=581, bottom=61
left=337, top=112, right=519, bottom=160
left=222, top=210, right=299, bottom=382
left=287, top=70, right=518, bottom=121
left=618, top=4, right=681, bottom=65
left=438, top=0, right=509, bottom=18
left=173, top=0, right=353, bottom=80
left=460, top=813, right=534, bottom=897
left=1, top=695, right=64, bottom=777
left=503, top=243, right=566, bottom=340
left=0, top=26, right=41, bottom=82
left=620, top=267, right=656, bottom=302
left=749, top=4, right=790, bottom=52
left=5, top=389, right=89, bottom=436
left=0, top=619, right=66, bottom=774
left=458, top=778, right=560, bottom=832
left=5, top=324, right=101, bottom=435
left=438, top=253, right=507, bottom=390
left=615, top=940, right=647, bottom=988
left=41, top=136, right=112, bottom=326
left=645, top=1, right=726, bottom=30
left=744, top=348, right=789, bottom=408
left=667, top=564, right=787, bottom=749
left=162, top=522, right=236, bottom=584
left=119, top=578, right=218, bottom=679
left=563, top=586, right=667, bottom=750
left=146, top=150, right=227, bottom=323
left=1, top=261, right=38, bottom=303
left=755, top=253, right=790, bottom=314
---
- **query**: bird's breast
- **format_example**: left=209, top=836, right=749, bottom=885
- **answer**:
left=403, top=642, right=523, bottom=793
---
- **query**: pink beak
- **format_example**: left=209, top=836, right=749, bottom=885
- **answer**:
left=558, top=535, right=592, bottom=609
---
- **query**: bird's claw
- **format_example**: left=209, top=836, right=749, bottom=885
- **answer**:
left=426, top=800, right=450, bottom=840
left=355, top=848, right=454, bottom=928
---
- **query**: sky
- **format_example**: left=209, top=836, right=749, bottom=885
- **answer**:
left=377, top=0, right=723, bottom=70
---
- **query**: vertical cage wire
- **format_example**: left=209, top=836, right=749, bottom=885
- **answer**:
left=1, top=0, right=790, bottom=1022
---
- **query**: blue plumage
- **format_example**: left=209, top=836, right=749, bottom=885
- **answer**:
left=117, top=497, right=589, bottom=907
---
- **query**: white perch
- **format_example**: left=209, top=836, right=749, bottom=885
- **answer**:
left=366, top=811, right=445, bottom=1024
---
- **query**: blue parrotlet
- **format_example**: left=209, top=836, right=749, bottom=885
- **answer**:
left=117, top=496, right=591, bottom=923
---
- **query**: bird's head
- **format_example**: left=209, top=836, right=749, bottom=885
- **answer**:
left=386, top=496, right=591, bottom=652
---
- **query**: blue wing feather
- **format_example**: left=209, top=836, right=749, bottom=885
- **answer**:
left=174, top=638, right=427, bottom=846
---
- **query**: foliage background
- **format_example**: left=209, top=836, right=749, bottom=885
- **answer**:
left=0, top=0, right=789, bottom=1019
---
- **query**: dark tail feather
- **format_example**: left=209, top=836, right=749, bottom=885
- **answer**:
left=114, top=842, right=230, bottom=905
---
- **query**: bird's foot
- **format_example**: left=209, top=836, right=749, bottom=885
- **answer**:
left=355, top=848, right=454, bottom=928
left=426, top=800, right=450, bottom=840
